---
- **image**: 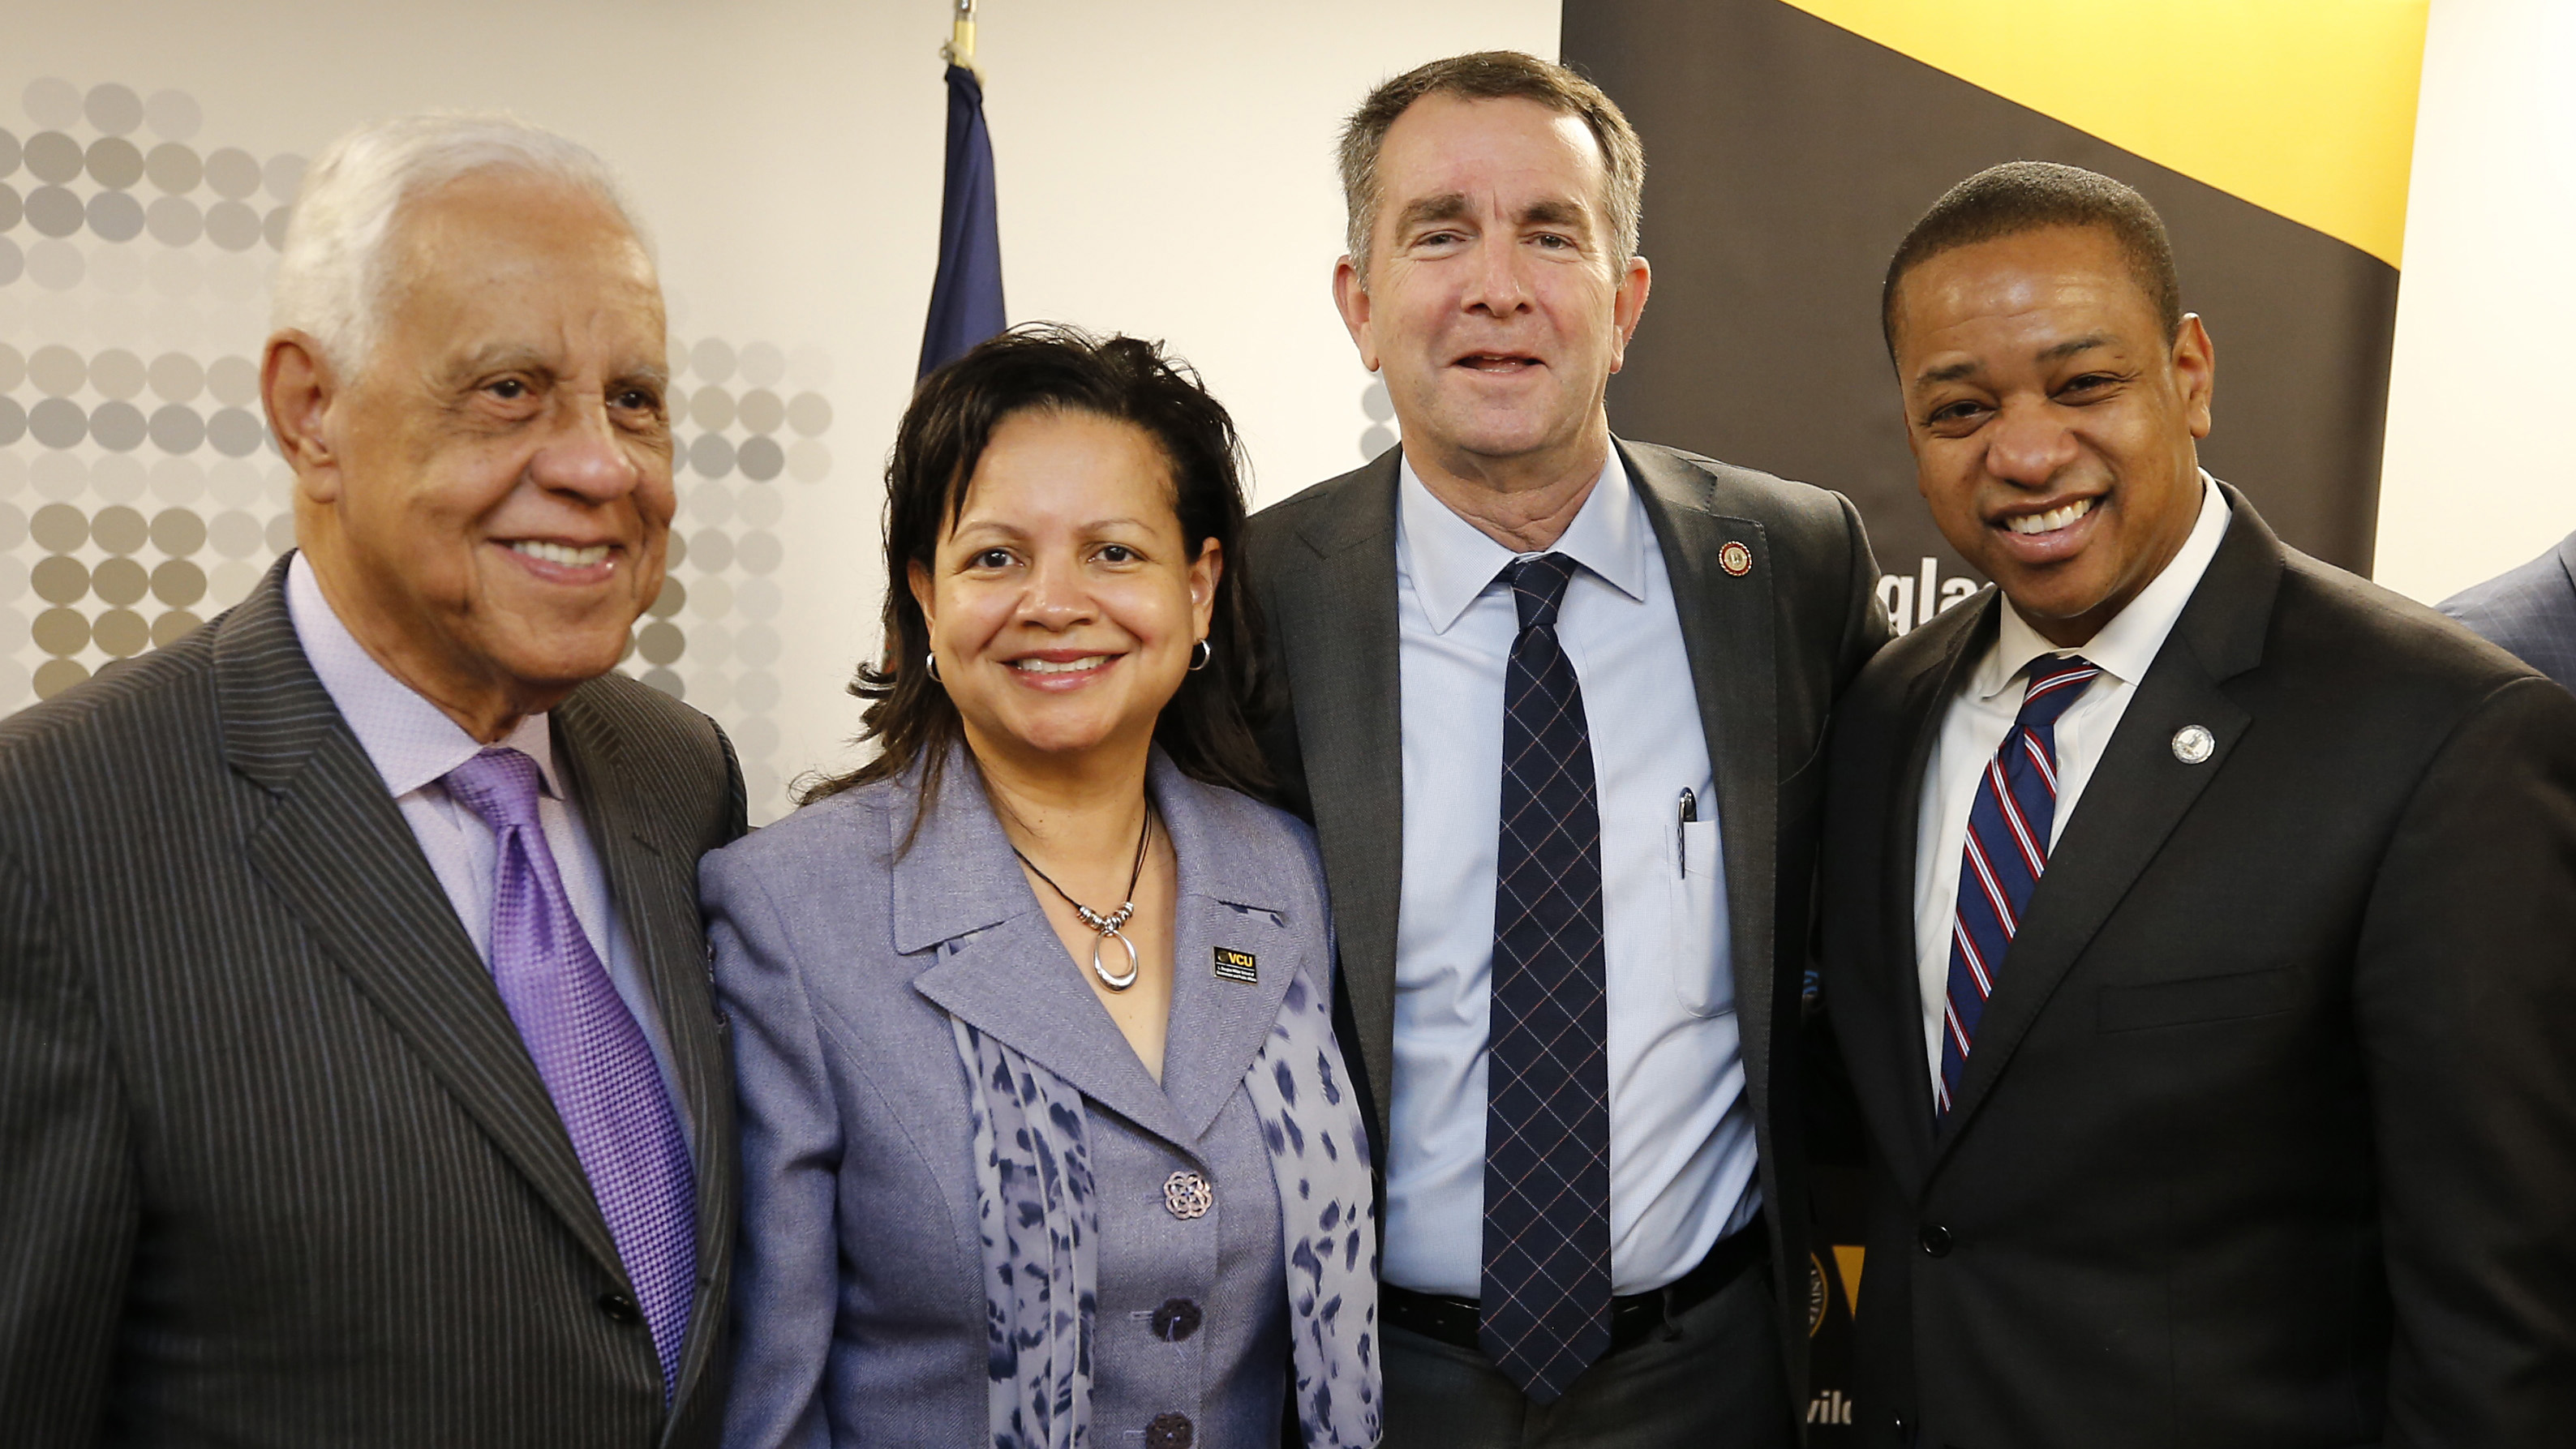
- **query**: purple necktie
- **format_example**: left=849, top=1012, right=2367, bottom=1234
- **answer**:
left=1938, top=656, right=2101, bottom=1115
left=444, top=747, right=696, bottom=1395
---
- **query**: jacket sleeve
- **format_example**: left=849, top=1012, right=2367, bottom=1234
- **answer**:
left=1829, top=489, right=1896, bottom=703
left=2354, top=674, right=2576, bottom=1444
left=0, top=848, right=134, bottom=1445
left=702, top=851, right=841, bottom=1449
left=1799, top=491, right=1892, bottom=1166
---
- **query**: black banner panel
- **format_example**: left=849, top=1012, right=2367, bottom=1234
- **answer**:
left=1565, top=0, right=2400, bottom=638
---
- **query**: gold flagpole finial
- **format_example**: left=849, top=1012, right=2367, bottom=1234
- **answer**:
left=942, top=0, right=977, bottom=73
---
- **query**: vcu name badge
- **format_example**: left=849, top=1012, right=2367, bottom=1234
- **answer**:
left=1212, top=947, right=1258, bottom=984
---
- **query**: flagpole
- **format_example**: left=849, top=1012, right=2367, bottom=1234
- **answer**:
left=942, top=0, right=977, bottom=75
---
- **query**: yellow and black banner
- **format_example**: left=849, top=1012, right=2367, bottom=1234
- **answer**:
left=1565, top=0, right=2426, bottom=634
left=1561, top=2, right=2427, bottom=1434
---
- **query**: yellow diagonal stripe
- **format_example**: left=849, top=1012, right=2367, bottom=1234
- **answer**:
left=1780, top=0, right=2428, bottom=265
left=1833, top=1244, right=1866, bottom=1314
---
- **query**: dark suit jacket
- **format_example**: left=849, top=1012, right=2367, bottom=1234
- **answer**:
left=1822, top=487, right=2576, bottom=1448
left=1243, top=438, right=1889, bottom=1399
left=2439, top=528, right=2576, bottom=691
left=0, top=558, right=746, bottom=1447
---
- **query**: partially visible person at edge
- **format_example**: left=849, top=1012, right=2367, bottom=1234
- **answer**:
left=0, top=114, right=745, bottom=1445
left=2439, top=526, right=2576, bottom=691
left=1242, top=50, right=1889, bottom=1447
left=1821, top=160, right=2576, bottom=1447
left=710, top=325, right=1379, bottom=1449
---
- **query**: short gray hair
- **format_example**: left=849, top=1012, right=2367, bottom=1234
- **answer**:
left=271, top=113, right=651, bottom=374
left=1338, top=51, right=1645, bottom=280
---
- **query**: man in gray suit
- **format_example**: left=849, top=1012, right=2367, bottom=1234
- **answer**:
left=2440, top=529, right=2576, bottom=689
left=1244, top=52, right=1887, bottom=1446
left=0, top=116, right=743, bottom=1446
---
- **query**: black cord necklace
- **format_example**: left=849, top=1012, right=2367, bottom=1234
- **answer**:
left=1013, top=803, right=1156, bottom=991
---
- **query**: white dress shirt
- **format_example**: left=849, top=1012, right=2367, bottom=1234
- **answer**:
left=1912, top=475, right=2232, bottom=1092
left=285, top=552, right=689, bottom=1133
left=1385, top=448, right=1761, bottom=1298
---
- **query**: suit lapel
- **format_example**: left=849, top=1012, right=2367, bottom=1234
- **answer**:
left=550, top=691, right=734, bottom=1410
left=1272, top=454, right=1405, bottom=1130
left=899, top=750, right=1190, bottom=1145
left=1933, top=494, right=2278, bottom=1154
left=214, top=565, right=628, bottom=1288
left=1623, top=442, right=1784, bottom=1125
left=1878, top=597, right=1996, bottom=1180
left=1151, top=758, right=1299, bottom=1145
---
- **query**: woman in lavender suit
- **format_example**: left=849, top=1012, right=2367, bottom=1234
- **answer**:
left=706, top=327, right=1378, bottom=1449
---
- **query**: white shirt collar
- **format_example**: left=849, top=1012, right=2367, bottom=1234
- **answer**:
left=1396, top=444, right=1648, bottom=633
left=285, top=551, right=563, bottom=800
left=1977, top=470, right=2233, bottom=701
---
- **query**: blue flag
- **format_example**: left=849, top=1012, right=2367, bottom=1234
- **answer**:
left=918, top=64, right=1007, bottom=378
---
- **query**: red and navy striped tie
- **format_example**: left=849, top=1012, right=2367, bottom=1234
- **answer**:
left=1938, top=655, right=2100, bottom=1116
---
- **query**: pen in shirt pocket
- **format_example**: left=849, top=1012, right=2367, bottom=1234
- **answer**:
left=1677, top=787, right=1697, bottom=877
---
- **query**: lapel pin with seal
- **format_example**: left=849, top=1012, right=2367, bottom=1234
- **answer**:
left=2171, top=724, right=2215, bottom=765
left=1718, top=540, right=1753, bottom=577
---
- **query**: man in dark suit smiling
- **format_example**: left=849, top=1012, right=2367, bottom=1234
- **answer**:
left=1822, top=161, right=2576, bottom=1448
left=0, top=115, right=741, bottom=1447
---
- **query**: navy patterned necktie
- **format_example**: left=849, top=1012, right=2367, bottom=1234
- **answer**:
left=1938, top=656, right=2102, bottom=1115
left=1479, top=552, right=1612, bottom=1404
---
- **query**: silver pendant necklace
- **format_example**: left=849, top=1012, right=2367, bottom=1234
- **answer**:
left=1013, top=804, right=1155, bottom=991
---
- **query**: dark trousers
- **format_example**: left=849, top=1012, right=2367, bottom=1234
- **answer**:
left=1379, top=1265, right=1795, bottom=1448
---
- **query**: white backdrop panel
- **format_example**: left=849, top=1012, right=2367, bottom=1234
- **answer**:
left=0, top=0, right=1559, bottom=820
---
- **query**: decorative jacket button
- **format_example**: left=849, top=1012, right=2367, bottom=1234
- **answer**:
left=1163, top=1170, right=1213, bottom=1220
left=596, top=1292, right=642, bottom=1325
left=1151, top=1297, right=1204, bottom=1342
left=1146, top=1412, right=1194, bottom=1449
left=1918, top=1224, right=1951, bottom=1258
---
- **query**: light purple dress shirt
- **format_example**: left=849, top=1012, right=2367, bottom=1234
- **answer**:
left=284, top=551, right=689, bottom=1134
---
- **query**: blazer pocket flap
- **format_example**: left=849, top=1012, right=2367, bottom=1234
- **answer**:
left=2098, top=968, right=2291, bottom=1033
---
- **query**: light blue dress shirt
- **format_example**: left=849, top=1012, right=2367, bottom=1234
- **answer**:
left=284, top=551, right=689, bottom=1134
left=1386, top=450, right=1761, bottom=1298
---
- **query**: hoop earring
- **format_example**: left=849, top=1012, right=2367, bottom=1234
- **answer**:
left=1188, top=638, right=1213, bottom=672
left=924, top=651, right=943, bottom=684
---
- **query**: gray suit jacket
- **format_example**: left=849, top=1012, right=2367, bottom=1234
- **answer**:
left=708, top=749, right=1338, bottom=1447
left=1241, top=439, right=1888, bottom=1395
left=0, top=556, right=747, bottom=1447
left=2439, top=528, right=2576, bottom=690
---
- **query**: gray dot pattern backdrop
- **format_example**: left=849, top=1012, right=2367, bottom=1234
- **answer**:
left=0, top=78, right=835, bottom=815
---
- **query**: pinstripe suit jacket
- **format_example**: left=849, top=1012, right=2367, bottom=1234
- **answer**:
left=0, top=557, right=746, bottom=1447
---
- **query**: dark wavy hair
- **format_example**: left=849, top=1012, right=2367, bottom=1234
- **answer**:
left=801, top=324, right=1277, bottom=817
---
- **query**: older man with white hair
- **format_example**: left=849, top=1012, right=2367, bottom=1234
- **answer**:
left=0, top=114, right=744, bottom=1447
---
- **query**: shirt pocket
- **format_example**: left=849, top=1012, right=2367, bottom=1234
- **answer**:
left=1667, top=819, right=1733, bottom=1017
